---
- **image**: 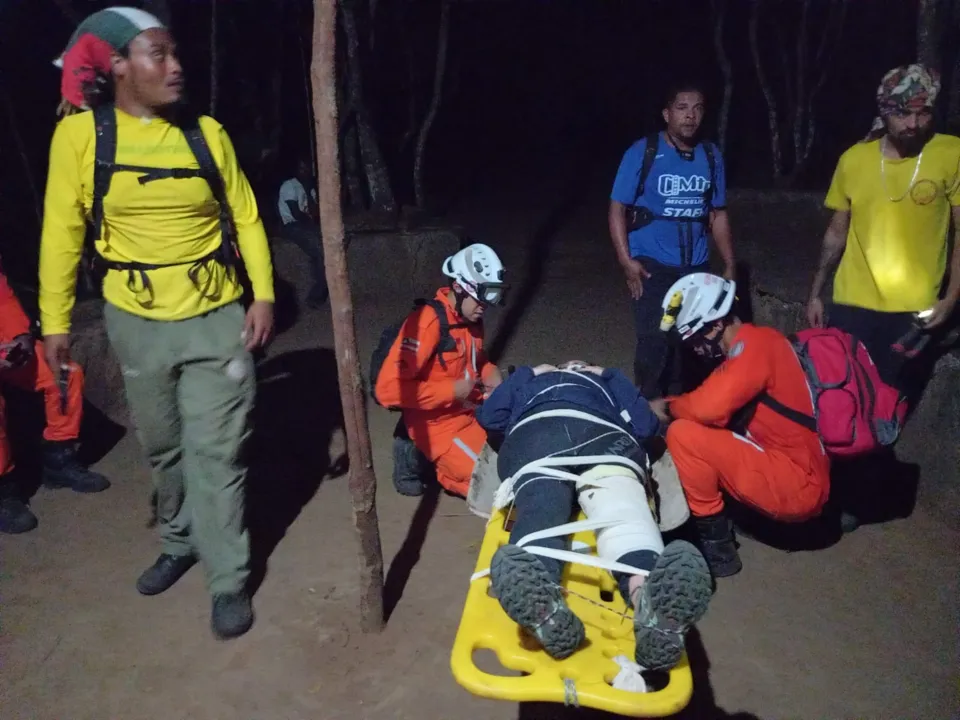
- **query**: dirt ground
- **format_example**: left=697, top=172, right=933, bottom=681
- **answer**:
left=2, top=164, right=957, bottom=720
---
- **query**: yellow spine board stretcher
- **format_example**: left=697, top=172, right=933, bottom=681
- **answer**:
left=450, top=506, right=694, bottom=717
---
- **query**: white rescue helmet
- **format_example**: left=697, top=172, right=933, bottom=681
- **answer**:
left=442, top=243, right=507, bottom=306
left=661, top=272, right=737, bottom=340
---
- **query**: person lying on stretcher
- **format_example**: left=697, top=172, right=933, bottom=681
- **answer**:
left=475, top=361, right=712, bottom=672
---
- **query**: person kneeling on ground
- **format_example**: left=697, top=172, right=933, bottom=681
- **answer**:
left=476, top=361, right=712, bottom=672
left=650, top=273, right=830, bottom=578
left=374, top=243, right=507, bottom=497
left=0, top=265, right=109, bottom=534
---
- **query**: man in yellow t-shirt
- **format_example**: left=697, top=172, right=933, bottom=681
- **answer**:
left=806, top=64, right=960, bottom=534
left=807, top=64, right=960, bottom=391
left=40, top=7, right=274, bottom=640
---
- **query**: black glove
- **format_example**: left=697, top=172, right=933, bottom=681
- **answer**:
left=2, top=334, right=34, bottom=369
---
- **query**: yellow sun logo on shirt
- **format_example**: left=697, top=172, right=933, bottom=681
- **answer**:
left=909, top=179, right=939, bottom=206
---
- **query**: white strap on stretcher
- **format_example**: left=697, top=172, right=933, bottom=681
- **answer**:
left=471, top=408, right=654, bottom=582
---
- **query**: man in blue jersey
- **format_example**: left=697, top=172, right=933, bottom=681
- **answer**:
left=609, top=83, right=736, bottom=399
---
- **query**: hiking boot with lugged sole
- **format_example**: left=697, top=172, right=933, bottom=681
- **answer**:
left=633, top=540, right=712, bottom=671
left=694, top=513, right=742, bottom=578
left=392, top=436, right=428, bottom=496
left=42, top=441, right=110, bottom=493
left=490, top=544, right=585, bottom=659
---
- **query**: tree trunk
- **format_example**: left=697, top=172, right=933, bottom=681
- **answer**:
left=396, top=0, right=419, bottom=154
left=749, top=0, right=783, bottom=180
left=210, top=0, right=219, bottom=116
left=344, top=125, right=366, bottom=209
left=796, top=0, right=848, bottom=172
left=917, top=0, right=944, bottom=69
left=710, top=0, right=733, bottom=153
left=310, top=0, right=385, bottom=634
left=413, top=0, right=451, bottom=208
left=792, top=0, right=810, bottom=169
left=336, top=67, right=366, bottom=209
left=298, top=16, right=318, bottom=175
left=341, top=1, right=396, bottom=213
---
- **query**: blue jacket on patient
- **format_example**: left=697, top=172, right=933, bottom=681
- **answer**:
left=476, top=366, right=662, bottom=441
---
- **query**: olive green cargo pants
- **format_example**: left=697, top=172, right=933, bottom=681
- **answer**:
left=104, top=302, right=255, bottom=595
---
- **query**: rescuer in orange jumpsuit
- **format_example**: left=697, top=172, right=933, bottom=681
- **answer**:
left=375, top=244, right=507, bottom=498
left=0, top=266, right=109, bottom=534
left=649, top=273, right=831, bottom=577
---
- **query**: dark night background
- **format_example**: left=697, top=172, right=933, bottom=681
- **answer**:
left=0, top=1, right=927, bottom=292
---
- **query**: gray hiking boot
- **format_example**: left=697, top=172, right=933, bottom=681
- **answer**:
left=212, top=591, right=254, bottom=640
left=632, top=540, right=712, bottom=671
left=490, top=544, right=585, bottom=659
left=136, top=553, right=197, bottom=595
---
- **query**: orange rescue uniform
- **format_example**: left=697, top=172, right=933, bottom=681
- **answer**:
left=666, top=323, right=830, bottom=522
left=0, top=271, right=84, bottom=476
left=374, top=288, right=496, bottom=496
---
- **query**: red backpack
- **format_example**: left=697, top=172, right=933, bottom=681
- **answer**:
left=758, top=328, right=908, bottom=458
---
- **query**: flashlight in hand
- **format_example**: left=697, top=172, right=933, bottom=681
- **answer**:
left=58, top=364, right=70, bottom=414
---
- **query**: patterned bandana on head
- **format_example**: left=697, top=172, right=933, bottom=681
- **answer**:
left=53, top=6, right=165, bottom=111
left=868, top=63, right=942, bottom=136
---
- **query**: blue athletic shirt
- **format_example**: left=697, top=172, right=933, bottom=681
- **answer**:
left=610, top=133, right=727, bottom=268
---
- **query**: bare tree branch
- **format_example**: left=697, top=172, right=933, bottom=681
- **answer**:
left=802, top=0, right=848, bottom=162
left=793, top=0, right=810, bottom=166
left=774, top=17, right=794, bottom=124
left=710, top=0, right=733, bottom=153
left=413, top=0, right=451, bottom=208
left=341, top=0, right=396, bottom=212
left=750, top=0, right=783, bottom=179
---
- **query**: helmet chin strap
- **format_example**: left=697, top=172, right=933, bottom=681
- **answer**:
left=453, top=287, right=469, bottom=320
left=702, top=334, right=725, bottom=361
left=693, top=321, right=726, bottom=361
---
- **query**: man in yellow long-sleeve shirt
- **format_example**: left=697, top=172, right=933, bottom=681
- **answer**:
left=40, top=7, right=274, bottom=640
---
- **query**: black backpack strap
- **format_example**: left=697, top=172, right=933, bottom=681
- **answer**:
left=182, top=121, right=227, bottom=207
left=92, top=104, right=117, bottom=242
left=180, top=117, right=239, bottom=255
left=632, top=132, right=660, bottom=206
left=424, top=299, right=453, bottom=369
left=424, top=299, right=451, bottom=336
left=702, top=141, right=717, bottom=208
left=756, top=392, right=817, bottom=433
left=756, top=333, right=818, bottom=431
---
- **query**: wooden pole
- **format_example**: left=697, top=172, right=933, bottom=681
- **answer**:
left=310, top=0, right=385, bottom=633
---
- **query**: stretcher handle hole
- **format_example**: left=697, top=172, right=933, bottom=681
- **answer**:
left=471, top=648, right=528, bottom=678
